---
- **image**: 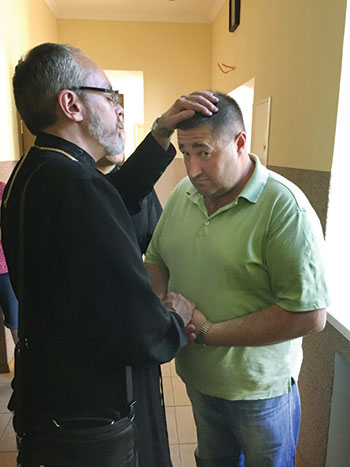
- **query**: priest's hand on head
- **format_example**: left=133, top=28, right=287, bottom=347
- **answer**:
left=159, top=90, right=219, bottom=132
left=151, top=90, right=219, bottom=149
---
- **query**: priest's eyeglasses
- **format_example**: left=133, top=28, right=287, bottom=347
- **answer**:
left=71, top=86, right=119, bottom=105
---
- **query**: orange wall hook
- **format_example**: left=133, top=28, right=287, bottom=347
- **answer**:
left=217, top=62, right=236, bottom=74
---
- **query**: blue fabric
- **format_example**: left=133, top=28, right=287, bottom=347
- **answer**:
left=187, top=380, right=301, bottom=467
left=0, top=272, right=18, bottom=329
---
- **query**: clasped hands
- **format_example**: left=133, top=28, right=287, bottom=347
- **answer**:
left=159, top=292, right=206, bottom=343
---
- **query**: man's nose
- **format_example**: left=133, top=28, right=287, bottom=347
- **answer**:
left=186, top=157, right=202, bottom=178
left=115, top=104, right=124, bottom=126
left=115, top=104, right=124, bottom=116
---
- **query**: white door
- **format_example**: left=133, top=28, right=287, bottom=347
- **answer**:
left=251, top=97, right=271, bottom=166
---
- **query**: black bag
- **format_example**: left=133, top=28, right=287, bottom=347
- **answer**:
left=17, top=415, right=137, bottom=467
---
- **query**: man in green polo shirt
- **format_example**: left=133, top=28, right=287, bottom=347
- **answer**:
left=145, top=92, right=329, bottom=467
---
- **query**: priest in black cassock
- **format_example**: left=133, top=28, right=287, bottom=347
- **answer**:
left=1, top=42, right=218, bottom=467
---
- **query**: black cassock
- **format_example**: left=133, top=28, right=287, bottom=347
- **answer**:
left=110, top=164, right=163, bottom=255
left=2, top=132, right=186, bottom=466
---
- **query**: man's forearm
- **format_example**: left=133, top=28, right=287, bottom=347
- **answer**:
left=194, top=304, right=327, bottom=347
left=145, top=263, right=169, bottom=296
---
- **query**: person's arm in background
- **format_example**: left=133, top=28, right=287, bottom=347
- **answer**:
left=141, top=190, right=163, bottom=255
left=128, top=190, right=163, bottom=256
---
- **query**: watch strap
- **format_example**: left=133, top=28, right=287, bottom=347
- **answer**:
left=151, top=116, right=174, bottom=138
left=196, top=319, right=213, bottom=344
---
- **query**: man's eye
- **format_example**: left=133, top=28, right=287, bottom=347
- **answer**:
left=199, top=152, right=210, bottom=158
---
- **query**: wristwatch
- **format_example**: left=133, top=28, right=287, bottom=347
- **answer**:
left=151, top=116, right=174, bottom=138
left=196, top=319, right=213, bottom=345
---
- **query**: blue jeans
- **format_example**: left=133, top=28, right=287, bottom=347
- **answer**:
left=0, top=272, right=18, bottom=329
left=187, top=380, right=301, bottom=467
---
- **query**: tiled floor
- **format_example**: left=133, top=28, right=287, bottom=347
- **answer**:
left=161, top=359, right=197, bottom=467
left=0, top=359, right=197, bottom=467
left=0, top=360, right=305, bottom=467
left=0, top=360, right=17, bottom=467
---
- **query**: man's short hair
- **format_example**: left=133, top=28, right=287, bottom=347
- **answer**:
left=177, top=91, right=246, bottom=142
left=13, top=42, right=89, bottom=135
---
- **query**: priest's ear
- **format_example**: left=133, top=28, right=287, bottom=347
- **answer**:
left=57, top=89, right=84, bottom=123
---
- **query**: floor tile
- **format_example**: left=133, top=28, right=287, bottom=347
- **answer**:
left=0, top=413, right=11, bottom=439
left=162, top=376, right=174, bottom=406
left=165, top=406, right=178, bottom=445
left=169, top=444, right=181, bottom=467
left=175, top=406, right=197, bottom=444
left=0, top=384, right=12, bottom=413
left=0, top=415, right=16, bottom=452
left=0, top=372, right=13, bottom=385
left=161, top=362, right=171, bottom=377
left=170, top=359, right=177, bottom=376
left=0, top=451, right=17, bottom=467
left=172, top=376, right=191, bottom=406
left=179, top=443, right=197, bottom=467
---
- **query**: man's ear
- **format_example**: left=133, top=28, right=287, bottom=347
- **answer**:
left=235, top=132, right=247, bottom=155
left=57, top=89, right=84, bottom=123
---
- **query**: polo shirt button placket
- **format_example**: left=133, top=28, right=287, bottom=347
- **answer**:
left=205, top=221, right=210, bottom=226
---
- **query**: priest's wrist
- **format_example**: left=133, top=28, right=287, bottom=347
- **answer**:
left=151, top=116, right=174, bottom=138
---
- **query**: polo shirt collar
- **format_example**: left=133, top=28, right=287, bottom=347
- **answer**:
left=240, top=154, right=269, bottom=203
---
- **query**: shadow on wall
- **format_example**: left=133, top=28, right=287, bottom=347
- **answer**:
left=267, top=165, right=330, bottom=234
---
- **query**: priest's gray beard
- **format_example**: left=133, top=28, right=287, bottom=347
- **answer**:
left=85, top=104, right=124, bottom=156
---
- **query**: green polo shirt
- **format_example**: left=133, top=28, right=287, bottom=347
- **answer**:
left=146, top=154, right=329, bottom=400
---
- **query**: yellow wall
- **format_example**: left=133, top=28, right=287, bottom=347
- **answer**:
left=58, top=20, right=212, bottom=145
left=212, top=0, right=347, bottom=171
left=0, top=0, right=58, bottom=161
left=1, top=1, right=347, bottom=171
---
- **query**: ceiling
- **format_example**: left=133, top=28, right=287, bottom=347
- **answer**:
left=44, top=0, right=226, bottom=23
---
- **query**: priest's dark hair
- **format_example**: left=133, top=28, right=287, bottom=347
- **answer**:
left=176, top=91, right=246, bottom=143
left=13, top=42, right=88, bottom=135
